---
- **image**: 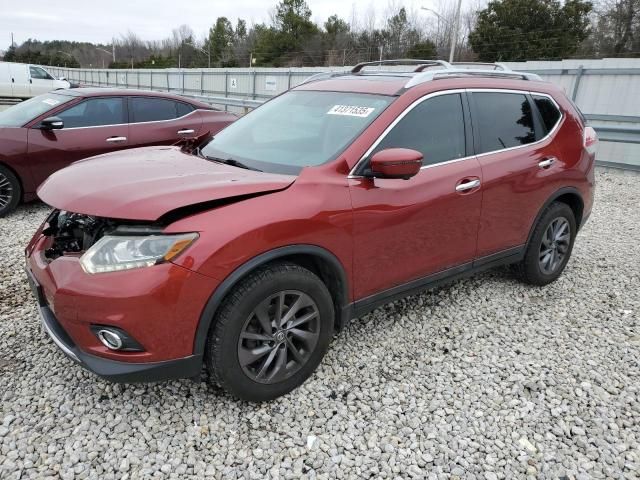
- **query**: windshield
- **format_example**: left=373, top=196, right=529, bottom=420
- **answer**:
left=200, top=90, right=393, bottom=174
left=0, top=93, right=73, bottom=127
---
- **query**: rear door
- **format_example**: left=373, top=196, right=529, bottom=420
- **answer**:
left=27, top=96, right=129, bottom=186
left=8, top=64, right=29, bottom=98
left=127, top=96, right=202, bottom=147
left=470, top=90, right=561, bottom=258
left=28, top=66, right=58, bottom=96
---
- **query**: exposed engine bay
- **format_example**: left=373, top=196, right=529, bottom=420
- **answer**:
left=42, top=210, right=158, bottom=261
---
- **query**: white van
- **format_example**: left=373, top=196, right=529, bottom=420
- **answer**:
left=0, top=62, right=71, bottom=99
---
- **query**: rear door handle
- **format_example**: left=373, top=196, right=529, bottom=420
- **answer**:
left=177, top=129, right=195, bottom=135
left=455, top=179, right=481, bottom=192
left=106, top=136, right=127, bottom=143
left=538, top=157, right=556, bottom=169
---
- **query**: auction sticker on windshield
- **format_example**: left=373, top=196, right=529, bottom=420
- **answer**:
left=327, top=105, right=375, bottom=117
left=42, top=98, right=60, bottom=106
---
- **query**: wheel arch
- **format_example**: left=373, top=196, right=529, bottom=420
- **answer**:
left=193, top=245, right=351, bottom=356
left=526, top=187, right=584, bottom=249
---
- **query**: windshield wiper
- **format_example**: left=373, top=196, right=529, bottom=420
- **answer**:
left=202, top=154, right=262, bottom=172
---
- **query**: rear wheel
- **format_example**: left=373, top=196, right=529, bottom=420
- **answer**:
left=0, top=165, right=21, bottom=217
left=205, top=262, right=334, bottom=401
left=517, top=202, right=576, bottom=285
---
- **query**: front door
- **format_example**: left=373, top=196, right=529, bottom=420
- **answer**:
left=349, top=92, right=483, bottom=300
left=27, top=96, right=129, bottom=186
left=28, top=66, right=57, bottom=96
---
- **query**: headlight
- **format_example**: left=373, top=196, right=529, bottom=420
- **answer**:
left=80, top=233, right=198, bottom=274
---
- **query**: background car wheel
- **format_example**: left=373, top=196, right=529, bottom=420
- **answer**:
left=517, top=202, right=576, bottom=286
left=0, top=165, right=21, bottom=217
left=205, top=262, right=334, bottom=402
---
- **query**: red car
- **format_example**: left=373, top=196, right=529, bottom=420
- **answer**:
left=0, top=88, right=236, bottom=215
left=25, top=61, right=597, bottom=401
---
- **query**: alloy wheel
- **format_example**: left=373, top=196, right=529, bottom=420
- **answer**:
left=539, top=217, right=570, bottom=275
left=0, top=172, right=14, bottom=210
left=237, top=290, right=320, bottom=384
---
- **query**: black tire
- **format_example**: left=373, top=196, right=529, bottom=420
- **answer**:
left=205, top=262, right=334, bottom=402
left=517, top=202, right=576, bottom=286
left=0, top=164, right=21, bottom=217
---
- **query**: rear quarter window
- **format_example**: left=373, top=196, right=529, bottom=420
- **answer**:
left=533, top=95, right=562, bottom=133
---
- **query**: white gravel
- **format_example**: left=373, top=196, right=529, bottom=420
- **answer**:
left=1, top=170, right=639, bottom=479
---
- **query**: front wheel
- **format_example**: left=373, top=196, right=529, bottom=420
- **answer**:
left=205, top=262, right=334, bottom=401
left=0, top=165, right=21, bottom=217
left=517, top=202, right=577, bottom=286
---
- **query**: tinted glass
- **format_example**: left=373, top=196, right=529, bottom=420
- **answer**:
left=372, top=93, right=466, bottom=166
left=201, top=91, right=392, bottom=175
left=533, top=95, right=562, bottom=133
left=131, top=97, right=179, bottom=122
left=0, top=93, right=73, bottom=127
left=57, top=98, right=125, bottom=128
left=473, top=93, right=536, bottom=153
left=29, top=66, right=53, bottom=80
left=176, top=102, right=194, bottom=117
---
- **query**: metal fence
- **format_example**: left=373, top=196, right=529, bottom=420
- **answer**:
left=47, top=59, right=640, bottom=172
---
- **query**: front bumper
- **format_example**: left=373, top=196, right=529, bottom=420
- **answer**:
left=26, top=266, right=202, bottom=382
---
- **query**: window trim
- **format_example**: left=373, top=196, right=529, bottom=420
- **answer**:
left=349, top=89, right=470, bottom=178
left=466, top=88, right=564, bottom=159
left=54, top=96, right=128, bottom=130
left=531, top=93, right=563, bottom=135
left=348, top=88, right=564, bottom=178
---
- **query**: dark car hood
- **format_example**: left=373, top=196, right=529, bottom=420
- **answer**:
left=37, top=146, right=296, bottom=221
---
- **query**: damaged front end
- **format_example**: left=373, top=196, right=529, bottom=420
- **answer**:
left=41, top=210, right=161, bottom=262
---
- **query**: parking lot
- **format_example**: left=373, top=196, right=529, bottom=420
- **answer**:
left=0, top=169, right=637, bottom=479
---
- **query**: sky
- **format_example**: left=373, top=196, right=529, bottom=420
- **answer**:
left=0, top=0, right=452, bottom=50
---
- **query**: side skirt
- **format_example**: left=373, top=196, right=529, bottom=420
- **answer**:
left=349, top=245, right=524, bottom=319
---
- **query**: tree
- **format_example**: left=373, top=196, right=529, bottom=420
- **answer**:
left=274, top=0, right=318, bottom=52
left=406, top=40, right=438, bottom=59
left=469, top=0, right=593, bottom=61
left=208, top=17, right=235, bottom=66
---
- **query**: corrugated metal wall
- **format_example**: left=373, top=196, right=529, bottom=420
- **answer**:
left=47, top=59, right=640, bottom=170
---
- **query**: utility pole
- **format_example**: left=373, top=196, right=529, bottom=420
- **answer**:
left=112, top=38, right=116, bottom=63
left=378, top=45, right=383, bottom=62
left=10, top=32, right=14, bottom=47
left=249, top=52, right=253, bottom=68
left=449, top=0, right=463, bottom=63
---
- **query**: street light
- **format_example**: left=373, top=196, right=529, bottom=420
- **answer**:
left=186, top=42, right=211, bottom=68
left=421, top=1, right=462, bottom=63
left=95, top=47, right=113, bottom=68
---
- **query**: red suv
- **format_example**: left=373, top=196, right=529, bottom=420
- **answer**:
left=0, top=88, right=236, bottom=215
left=25, top=61, right=597, bottom=401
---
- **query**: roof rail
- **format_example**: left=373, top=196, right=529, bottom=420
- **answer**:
left=405, top=68, right=543, bottom=88
left=351, top=59, right=452, bottom=73
left=450, top=62, right=512, bottom=71
left=301, top=71, right=348, bottom=84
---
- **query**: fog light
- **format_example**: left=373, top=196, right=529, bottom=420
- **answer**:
left=90, top=325, right=144, bottom=352
left=97, top=329, right=124, bottom=350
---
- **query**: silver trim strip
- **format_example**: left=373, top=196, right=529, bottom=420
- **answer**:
left=348, top=88, right=563, bottom=178
left=53, top=108, right=206, bottom=131
left=40, top=309, right=80, bottom=363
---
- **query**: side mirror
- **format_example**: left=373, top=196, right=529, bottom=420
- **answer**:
left=40, top=117, right=64, bottom=130
left=369, top=148, right=423, bottom=180
left=58, top=76, right=67, bottom=81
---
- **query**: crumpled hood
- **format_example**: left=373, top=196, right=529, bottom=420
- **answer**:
left=37, top=146, right=296, bottom=221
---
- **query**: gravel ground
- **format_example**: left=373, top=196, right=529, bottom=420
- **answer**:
left=1, top=170, right=639, bottom=480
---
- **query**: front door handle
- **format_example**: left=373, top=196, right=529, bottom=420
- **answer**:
left=177, top=129, right=195, bottom=135
left=538, top=157, right=556, bottom=169
left=455, top=179, right=481, bottom=192
left=106, top=136, right=127, bottom=143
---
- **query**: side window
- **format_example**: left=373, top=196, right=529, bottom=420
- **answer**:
left=371, top=93, right=466, bottom=166
left=533, top=95, right=562, bottom=133
left=473, top=92, right=536, bottom=154
left=130, top=97, right=183, bottom=123
left=57, top=97, right=125, bottom=128
left=176, top=102, right=194, bottom=118
left=30, top=66, right=53, bottom=80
